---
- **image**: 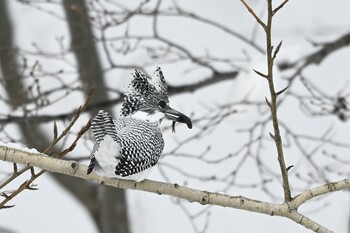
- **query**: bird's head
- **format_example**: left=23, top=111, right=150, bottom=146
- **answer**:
left=121, top=67, right=192, bottom=129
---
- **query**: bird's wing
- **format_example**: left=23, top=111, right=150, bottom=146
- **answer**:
left=114, top=119, right=164, bottom=177
left=87, top=110, right=120, bottom=174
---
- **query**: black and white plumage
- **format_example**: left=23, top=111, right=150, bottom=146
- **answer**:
left=87, top=67, right=192, bottom=181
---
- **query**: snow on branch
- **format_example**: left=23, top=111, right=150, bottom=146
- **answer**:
left=0, top=145, right=348, bottom=233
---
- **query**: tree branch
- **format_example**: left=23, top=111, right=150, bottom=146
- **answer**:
left=292, top=180, right=350, bottom=208
left=265, top=0, right=292, bottom=202
left=242, top=0, right=292, bottom=202
left=0, top=70, right=238, bottom=124
left=279, top=31, right=350, bottom=71
left=240, top=0, right=267, bottom=30
left=1, top=146, right=348, bottom=233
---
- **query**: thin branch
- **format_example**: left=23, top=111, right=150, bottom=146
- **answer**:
left=276, top=86, right=289, bottom=96
left=0, top=92, right=92, bottom=206
left=43, top=89, right=93, bottom=154
left=242, top=0, right=291, bottom=201
left=0, top=163, right=27, bottom=190
left=0, top=119, right=91, bottom=208
left=253, top=69, right=268, bottom=79
left=272, top=0, right=289, bottom=16
left=171, top=1, right=265, bottom=54
left=265, top=0, right=291, bottom=202
left=240, top=0, right=267, bottom=30
left=272, top=40, right=283, bottom=60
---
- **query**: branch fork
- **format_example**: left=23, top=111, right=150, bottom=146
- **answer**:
left=0, top=147, right=348, bottom=233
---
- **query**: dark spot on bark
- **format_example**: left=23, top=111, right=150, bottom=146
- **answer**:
left=200, top=194, right=209, bottom=205
left=240, top=198, right=244, bottom=205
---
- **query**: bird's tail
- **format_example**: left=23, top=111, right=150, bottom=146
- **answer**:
left=87, top=110, right=116, bottom=175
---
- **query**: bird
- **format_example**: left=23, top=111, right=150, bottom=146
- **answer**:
left=87, top=67, right=192, bottom=181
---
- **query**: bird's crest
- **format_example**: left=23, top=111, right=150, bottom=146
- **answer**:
left=121, top=67, right=168, bottom=116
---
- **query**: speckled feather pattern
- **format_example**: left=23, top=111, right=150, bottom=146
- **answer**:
left=87, top=110, right=164, bottom=177
left=121, top=67, right=168, bottom=117
left=87, top=67, right=174, bottom=181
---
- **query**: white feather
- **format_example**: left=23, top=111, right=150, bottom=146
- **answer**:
left=94, top=135, right=120, bottom=177
left=94, top=134, right=153, bottom=182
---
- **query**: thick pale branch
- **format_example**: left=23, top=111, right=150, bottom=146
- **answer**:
left=292, top=180, right=350, bottom=207
left=1, top=146, right=348, bottom=233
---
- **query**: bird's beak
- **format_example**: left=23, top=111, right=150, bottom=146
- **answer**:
left=164, top=107, right=192, bottom=129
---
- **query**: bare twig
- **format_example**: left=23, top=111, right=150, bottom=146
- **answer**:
left=240, top=0, right=267, bottom=30
left=0, top=92, right=92, bottom=208
left=242, top=0, right=292, bottom=201
left=272, top=0, right=289, bottom=16
left=43, top=89, right=93, bottom=154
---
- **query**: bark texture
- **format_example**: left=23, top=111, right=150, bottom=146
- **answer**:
left=1, top=145, right=348, bottom=233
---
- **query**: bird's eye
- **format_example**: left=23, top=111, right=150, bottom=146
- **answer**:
left=158, top=100, right=167, bottom=109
